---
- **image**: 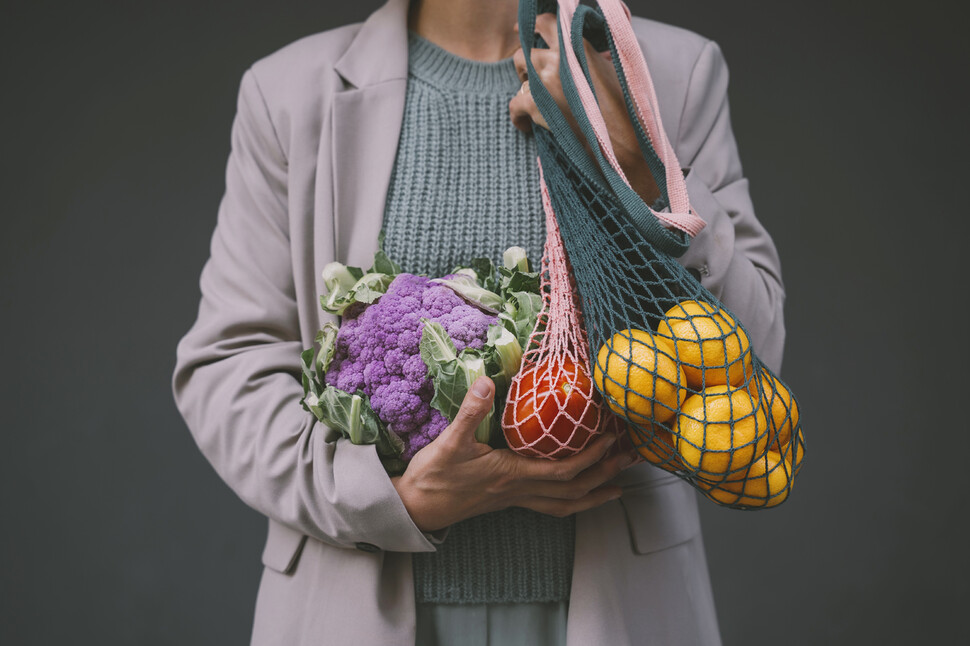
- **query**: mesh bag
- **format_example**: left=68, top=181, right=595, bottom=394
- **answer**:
left=501, top=169, right=609, bottom=459
left=518, top=0, right=805, bottom=508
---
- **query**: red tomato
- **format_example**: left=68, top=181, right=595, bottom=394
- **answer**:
left=502, top=358, right=601, bottom=459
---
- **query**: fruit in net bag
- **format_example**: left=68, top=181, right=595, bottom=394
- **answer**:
left=657, top=300, right=753, bottom=389
left=674, top=384, right=770, bottom=481
left=628, top=421, right=684, bottom=473
left=750, top=370, right=800, bottom=449
left=502, top=358, right=599, bottom=458
left=698, top=448, right=794, bottom=508
left=501, top=166, right=605, bottom=459
left=593, top=329, right=687, bottom=425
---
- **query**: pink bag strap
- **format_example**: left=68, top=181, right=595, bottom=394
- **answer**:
left=555, top=0, right=706, bottom=237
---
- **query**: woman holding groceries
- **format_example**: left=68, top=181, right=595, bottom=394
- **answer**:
left=172, top=0, right=785, bottom=643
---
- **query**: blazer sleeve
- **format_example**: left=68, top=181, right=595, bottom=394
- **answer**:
left=172, top=69, right=439, bottom=554
left=674, top=40, right=787, bottom=374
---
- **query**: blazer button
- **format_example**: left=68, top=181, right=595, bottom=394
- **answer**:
left=355, top=542, right=380, bottom=553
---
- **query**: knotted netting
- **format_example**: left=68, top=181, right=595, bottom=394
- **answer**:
left=501, top=168, right=607, bottom=459
left=518, top=0, right=805, bottom=508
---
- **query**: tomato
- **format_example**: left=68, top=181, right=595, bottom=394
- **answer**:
left=502, top=358, right=601, bottom=459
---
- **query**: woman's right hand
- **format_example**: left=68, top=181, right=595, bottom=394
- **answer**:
left=391, top=376, right=637, bottom=533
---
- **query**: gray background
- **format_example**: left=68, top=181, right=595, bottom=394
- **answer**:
left=1, top=0, right=966, bottom=644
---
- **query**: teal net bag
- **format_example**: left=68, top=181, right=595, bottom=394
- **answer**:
left=519, top=0, right=805, bottom=508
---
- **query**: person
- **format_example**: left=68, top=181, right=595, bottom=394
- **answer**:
left=172, top=0, right=785, bottom=643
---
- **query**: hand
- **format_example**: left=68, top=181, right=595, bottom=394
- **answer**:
left=391, top=376, right=637, bottom=532
left=508, top=13, right=660, bottom=204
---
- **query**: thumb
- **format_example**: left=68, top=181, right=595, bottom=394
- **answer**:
left=444, top=376, right=495, bottom=442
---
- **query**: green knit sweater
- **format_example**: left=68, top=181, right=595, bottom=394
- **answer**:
left=381, top=33, right=575, bottom=605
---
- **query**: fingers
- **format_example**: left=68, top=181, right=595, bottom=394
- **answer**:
left=522, top=447, right=636, bottom=501
left=509, top=47, right=556, bottom=133
left=516, top=484, right=623, bottom=518
left=441, top=376, right=494, bottom=444
left=513, top=48, right=528, bottom=83
left=513, top=432, right=618, bottom=482
left=534, top=13, right=559, bottom=51
left=508, top=84, right=547, bottom=133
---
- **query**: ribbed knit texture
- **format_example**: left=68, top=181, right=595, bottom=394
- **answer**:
left=383, top=34, right=546, bottom=275
left=381, top=33, right=575, bottom=605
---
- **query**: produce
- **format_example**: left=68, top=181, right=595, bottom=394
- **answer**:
left=628, top=421, right=683, bottom=472
left=502, top=358, right=600, bottom=459
left=324, top=273, right=502, bottom=459
left=697, top=449, right=794, bottom=508
left=787, top=429, right=805, bottom=475
left=501, top=195, right=605, bottom=460
left=656, top=300, right=753, bottom=389
left=592, top=329, right=687, bottom=425
left=674, top=384, right=769, bottom=482
left=300, top=248, right=541, bottom=474
left=749, top=371, right=800, bottom=449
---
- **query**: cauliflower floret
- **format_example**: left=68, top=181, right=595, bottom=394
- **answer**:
left=326, top=273, right=498, bottom=458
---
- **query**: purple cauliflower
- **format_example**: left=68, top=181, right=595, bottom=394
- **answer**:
left=326, top=273, right=497, bottom=459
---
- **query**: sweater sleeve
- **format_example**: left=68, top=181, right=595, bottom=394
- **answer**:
left=674, top=40, right=787, bottom=374
left=172, top=69, right=440, bottom=553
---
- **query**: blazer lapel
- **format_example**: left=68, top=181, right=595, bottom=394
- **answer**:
left=331, top=0, right=410, bottom=268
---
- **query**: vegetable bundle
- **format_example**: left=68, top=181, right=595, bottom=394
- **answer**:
left=300, top=246, right=542, bottom=475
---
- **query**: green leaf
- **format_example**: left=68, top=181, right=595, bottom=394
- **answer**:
left=507, top=291, right=544, bottom=349
left=309, top=387, right=402, bottom=462
left=503, top=270, right=541, bottom=295
left=484, top=324, right=523, bottom=396
left=352, top=272, right=395, bottom=305
left=419, top=320, right=493, bottom=444
left=419, top=319, right=459, bottom=367
left=320, top=271, right=395, bottom=315
left=431, top=274, right=503, bottom=313
left=314, top=322, right=339, bottom=375
left=467, top=257, right=498, bottom=292
left=502, top=246, right=531, bottom=272
left=370, top=249, right=402, bottom=276
left=300, top=347, right=321, bottom=399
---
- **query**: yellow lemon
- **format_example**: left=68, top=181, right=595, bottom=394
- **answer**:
left=749, top=371, right=800, bottom=448
left=674, top=384, right=769, bottom=481
left=628, top=421, right=684, bottom=472
left=657, top=300, right=753, bottom=389
left=594, top=329, right=687, bottom=424
left=783, top=428, right=805, bottom=476
left=698, top=449, right=794, bottom=508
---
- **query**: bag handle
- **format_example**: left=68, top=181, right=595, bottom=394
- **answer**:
left=517, top=0, right=702, bottom=256
left=556, top=0, right=705, bottom=237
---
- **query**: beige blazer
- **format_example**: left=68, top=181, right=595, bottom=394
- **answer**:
left=172, top=0, right=785, bottom=643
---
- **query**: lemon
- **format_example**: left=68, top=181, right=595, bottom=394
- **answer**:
left=594, top=329, right=687, bottom=424
left=628, top=421, right=683, bottom=472
left=749, top=371, right=800, bottom=448
left=674, top=384, right=769, bottom=481
left=698, top=449, right=794, bottom=508
left=657, top=300, right=753, bottom=389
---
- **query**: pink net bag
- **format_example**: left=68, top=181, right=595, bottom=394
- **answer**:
left=501, top=166, right=612, bottom=459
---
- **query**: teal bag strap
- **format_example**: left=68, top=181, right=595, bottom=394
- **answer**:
left=518, top=0, right=606, bottom=185
left=517, top=0, right=691, bottom=257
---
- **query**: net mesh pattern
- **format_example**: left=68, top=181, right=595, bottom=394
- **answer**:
left=501, top=167, right=607, bottom=459
left=534, top=125, right=804, bottom=508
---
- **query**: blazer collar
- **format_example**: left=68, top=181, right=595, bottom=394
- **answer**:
left=329, top=0, right=411, bottom=268
left=334, top=0, right=410, bottom=88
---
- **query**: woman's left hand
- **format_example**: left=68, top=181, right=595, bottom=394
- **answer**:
left=508, top=13, right=660, bottom=204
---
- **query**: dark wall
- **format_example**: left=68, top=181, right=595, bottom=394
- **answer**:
left=1, top=1, right=965, bottom=644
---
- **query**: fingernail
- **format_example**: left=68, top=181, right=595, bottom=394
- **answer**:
left=472, top=377, right=490, bottom=398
